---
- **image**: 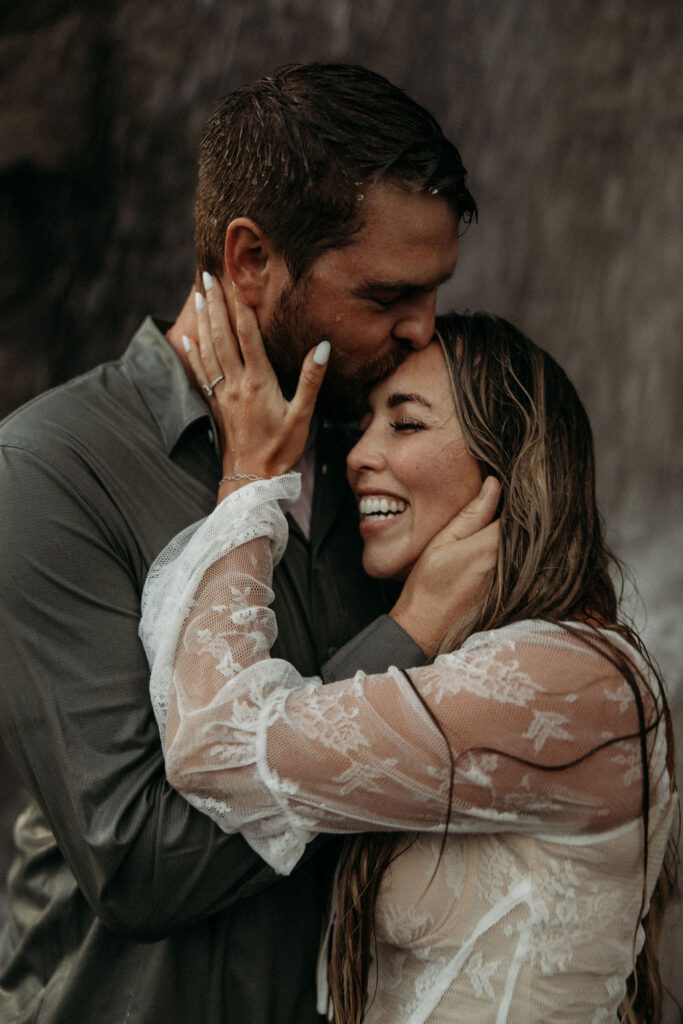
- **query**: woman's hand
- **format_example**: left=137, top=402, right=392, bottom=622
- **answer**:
left=183, top=273, right=330, bottom=494
left=389, top=476, right=501, bottom=656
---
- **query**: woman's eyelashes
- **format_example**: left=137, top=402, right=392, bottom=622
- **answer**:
left=390, top=419, right=427, bottom=432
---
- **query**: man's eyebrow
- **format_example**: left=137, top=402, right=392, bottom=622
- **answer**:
left=358, top=270, right=454, bottom=293
left=387, top=392, right=433, bottom=410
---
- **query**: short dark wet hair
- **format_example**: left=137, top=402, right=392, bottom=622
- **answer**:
left=195, top=62, right=477, bottom=281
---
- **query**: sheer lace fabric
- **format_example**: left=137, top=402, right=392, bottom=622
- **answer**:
left=141, top=475, right=674, bottom=1023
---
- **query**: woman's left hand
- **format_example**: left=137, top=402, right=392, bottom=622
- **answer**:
left=390, top=476, right=501, bottom=656
left=183, top=273, right=329, bottom=494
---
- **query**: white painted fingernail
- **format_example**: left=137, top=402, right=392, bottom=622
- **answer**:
left=195, top=292, right=206, bottom=312
left=202, top=271, right=214, bottom=292
left=313, top=340, right=331, bottom=366
left=182, top=334, right=193, bottom=352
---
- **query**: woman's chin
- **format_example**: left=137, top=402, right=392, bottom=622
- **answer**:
left=362, top=549, right=413, bottom=581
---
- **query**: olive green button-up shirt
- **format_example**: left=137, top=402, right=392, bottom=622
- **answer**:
left=0, top=319, right=424, bottom=1024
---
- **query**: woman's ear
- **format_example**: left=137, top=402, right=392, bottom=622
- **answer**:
left=223, top=218, right=289, bottom=309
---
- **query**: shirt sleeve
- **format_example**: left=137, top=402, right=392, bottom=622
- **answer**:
left=141, top=476, right=671, bottom=876
left=321, top=615, right=427, bottom=682
left=0, top=447, right=317, bottom=938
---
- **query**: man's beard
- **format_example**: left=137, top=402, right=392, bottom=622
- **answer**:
left=262, top=276, right=404, bottom=422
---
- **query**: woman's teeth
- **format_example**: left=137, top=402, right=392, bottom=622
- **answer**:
left=358, top=496, right=407, bottom=522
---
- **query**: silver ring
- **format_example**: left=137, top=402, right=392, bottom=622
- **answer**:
left=202, top=375, right=224, bottom=397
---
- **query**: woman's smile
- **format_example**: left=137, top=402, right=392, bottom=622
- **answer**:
left=357, top=493, right=409, bottom=526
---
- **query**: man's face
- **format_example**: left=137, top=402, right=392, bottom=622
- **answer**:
left=262, top=181, right=460, bottom=419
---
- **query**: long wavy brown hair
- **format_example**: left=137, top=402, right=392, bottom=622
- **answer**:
left=328, top=312, right=678, bottom=1023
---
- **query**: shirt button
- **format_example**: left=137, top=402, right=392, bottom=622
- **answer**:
left=327, top=646, right=338, bottom=658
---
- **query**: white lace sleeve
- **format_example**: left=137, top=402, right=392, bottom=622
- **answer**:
left=141, top=476, right=669, bottom=876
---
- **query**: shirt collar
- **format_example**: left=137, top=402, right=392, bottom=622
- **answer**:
left=121, top=317, right=211, bottom=454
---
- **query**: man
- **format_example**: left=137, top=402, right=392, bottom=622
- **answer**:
left=0, top=64, right=475, bottom=1023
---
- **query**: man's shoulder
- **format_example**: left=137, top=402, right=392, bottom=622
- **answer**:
left=0, top=355, right=148, bottom=469
left=2, top=357, right=122, bottom=426
left=1, top=319, right=207, bottom=483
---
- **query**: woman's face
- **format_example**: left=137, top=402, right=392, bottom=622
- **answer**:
left=347, top=341, right=482, bottom=579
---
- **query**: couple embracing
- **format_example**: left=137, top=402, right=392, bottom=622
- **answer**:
left=0, top=63, right=676, bottom=1024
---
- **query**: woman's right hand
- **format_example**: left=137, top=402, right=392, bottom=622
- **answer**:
left=184, top=273, right=330, bottom=494
left=389, top=476, right=501, bottom=656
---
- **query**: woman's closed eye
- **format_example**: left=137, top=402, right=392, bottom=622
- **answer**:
left=390, top=419, right=427, bottom=432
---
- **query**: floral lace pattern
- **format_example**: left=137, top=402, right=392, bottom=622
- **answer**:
left=140, top=476, right=675, bottom=1023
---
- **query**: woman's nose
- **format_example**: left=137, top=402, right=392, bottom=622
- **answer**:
left=347, top=424, right=384, bottom=475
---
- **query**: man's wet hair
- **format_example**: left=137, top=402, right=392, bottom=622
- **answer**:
left=195, top=62, right=477, bottom=281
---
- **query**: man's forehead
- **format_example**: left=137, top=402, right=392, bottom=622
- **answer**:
left=357, top=179, right=457, bottom=228
left=348, top=238, right=459, bottom=293
left=344, top=182, right=459, bottom=266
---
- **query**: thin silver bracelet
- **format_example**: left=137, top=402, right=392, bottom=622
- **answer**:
left=219, top=473, right=264, bottom=484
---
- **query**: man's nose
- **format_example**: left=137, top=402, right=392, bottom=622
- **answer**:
left=392, top=292, right=437, bottom=350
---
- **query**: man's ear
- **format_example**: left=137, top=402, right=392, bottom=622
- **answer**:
left=223, top=218, right=289, bottom=309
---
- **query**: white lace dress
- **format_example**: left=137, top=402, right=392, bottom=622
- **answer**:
left=140, top=475, right=675, bottom=1024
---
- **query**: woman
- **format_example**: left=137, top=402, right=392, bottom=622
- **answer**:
left=140, top=284, right=677, bottom=1023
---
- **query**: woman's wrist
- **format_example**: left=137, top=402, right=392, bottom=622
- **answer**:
left=216, top=470, right=296, bottom=502
left=220, top=472, right=263, bottom=485
left=217, top=474, right=262, bottom=499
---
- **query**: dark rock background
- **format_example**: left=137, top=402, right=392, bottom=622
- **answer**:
left=1, top=0, right=681, bottom=1014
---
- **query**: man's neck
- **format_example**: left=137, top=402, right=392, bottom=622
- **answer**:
left=165, top=288, right=200, bottom=377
